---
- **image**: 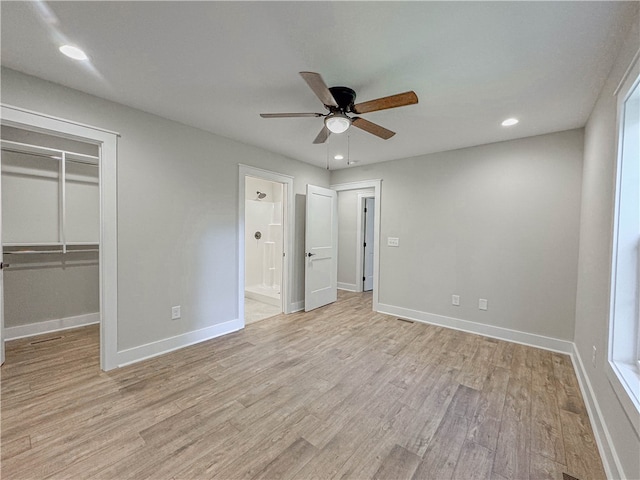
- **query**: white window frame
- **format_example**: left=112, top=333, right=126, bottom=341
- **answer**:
left=607, top=57, right=640, bottom=434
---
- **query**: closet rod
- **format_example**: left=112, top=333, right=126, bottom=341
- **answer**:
left=3, top=242, right=98, bottom=247
left=1, top=147, right=99, bottom=166
left=4, top=249, right=99, bottom=255
left=0, top=139, right=99, bottom=161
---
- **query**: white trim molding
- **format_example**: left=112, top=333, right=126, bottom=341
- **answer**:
left=377, top=303, right=574, bottom=354
left=571, top=345, right=625, bottom=480
left=290, top=301, right=304, bottom=313
left=337, top=282, right=357, bottom=292
left=117, top=318, right=243, bottom=367
left=4, top=313, right=100, bottom=340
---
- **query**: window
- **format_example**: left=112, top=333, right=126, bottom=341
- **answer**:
left=608, top=68, right=640, bottom=425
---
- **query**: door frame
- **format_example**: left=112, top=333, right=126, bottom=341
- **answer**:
left=238, top=164, right=294, bottom=322
left=356, top=194, right=375, bottom=293
left=331, top=179, right=381, bottom=311
left=0, top=104, right=119, bottom=371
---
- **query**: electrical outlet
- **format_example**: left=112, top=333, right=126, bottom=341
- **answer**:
left=479, top=298, right=488, bottom=311
left=171, top=305, right=181, bottom=320
left=592, top=345, right=597, bottom=367
left=452, top=295, right=460, bottom=306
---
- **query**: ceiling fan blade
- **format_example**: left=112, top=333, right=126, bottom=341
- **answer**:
left=300, top=72, right=338, bottom=108
left=260, top=113, right=324, bottom=118
left=313, top=125, right=331, bottom=144
left=352, top=91, right=418, bottom=114
left=352, top=117, right=395, bottom=140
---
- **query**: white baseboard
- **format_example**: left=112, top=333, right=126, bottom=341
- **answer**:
left=290, top=300, right=304, bottom=313
left=4, top=312, right=100, bottom=340
left=338, top=282, right=357, bottom=292
left=571, top=345, right=622, bottom=480
left=116, top=318, right=243, bottom=367
left=377, top=303, right=573, bottom=354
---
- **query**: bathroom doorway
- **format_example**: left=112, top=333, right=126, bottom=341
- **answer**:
left=244, top=176, right=284, bottom=324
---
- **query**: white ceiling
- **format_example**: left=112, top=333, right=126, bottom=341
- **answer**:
left=1, top=1, right=637, bottom=169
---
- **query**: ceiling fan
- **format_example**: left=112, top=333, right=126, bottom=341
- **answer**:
left=260, top=72, right=418, bottom=144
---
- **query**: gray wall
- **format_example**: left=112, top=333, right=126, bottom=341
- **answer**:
left=3, top=256, right=98, bottom=327
left=331, top=129, right=584, bottom=341
left=574, top=16, right=640, bottom=480
left=1, top=67, right=329, bottom=350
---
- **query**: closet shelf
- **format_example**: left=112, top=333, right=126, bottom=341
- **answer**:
left=3, top=242, right=98, bottom=247
left=4, top=248, right=99, bottom=255
left=1, top=139, right=98, bottom=165
left=3, top=242, right=99, bottom=255
left=268, top=223, right=282, bottom=226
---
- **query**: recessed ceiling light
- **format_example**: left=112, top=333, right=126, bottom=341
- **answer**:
left=59, top=45, right=88, bottom=61
left=334, top=154, right=344, bottom=160
left=501, top=118, right=519, bottom=127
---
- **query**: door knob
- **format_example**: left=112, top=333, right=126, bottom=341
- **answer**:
left=0, top=262, right=9, bottom=269
left=307, top=253, right=316, bottom=257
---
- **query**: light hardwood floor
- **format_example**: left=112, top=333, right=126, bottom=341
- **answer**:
left=1, top=292, right=605, bottom=480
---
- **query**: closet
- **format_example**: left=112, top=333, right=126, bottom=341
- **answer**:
left=1, top=126, right=100, bottom=340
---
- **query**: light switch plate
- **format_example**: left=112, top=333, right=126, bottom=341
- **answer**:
left=387, top=237, right=399, bottom=247
left=171, top=305, right=181, bottom=320
left=478, top=299, right=488, bottom=311
left=452, top=295, right=460, bottom=306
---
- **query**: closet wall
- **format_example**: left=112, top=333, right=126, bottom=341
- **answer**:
left=1, top=126, right=99, bottom=335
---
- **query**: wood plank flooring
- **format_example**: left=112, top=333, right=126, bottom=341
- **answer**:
left=1, top=292, right=606, bottom=480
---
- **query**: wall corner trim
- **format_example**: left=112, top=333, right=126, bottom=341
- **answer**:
left=116, top=318, right=243, bottom=368
left=571, top=345, right=624, bottom=480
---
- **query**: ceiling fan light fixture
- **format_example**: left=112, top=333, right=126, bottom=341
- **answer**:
left=501, top=117, right=519, bottom=127
left=325, top=113, right=351, bottom=134
left=334, top=154, right=344, bottom=160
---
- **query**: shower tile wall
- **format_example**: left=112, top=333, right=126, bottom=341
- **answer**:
left=245, top=177, right=283, bottom=304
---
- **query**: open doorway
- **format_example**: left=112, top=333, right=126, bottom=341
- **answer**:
left=0, top=104, right=118, bottom=370
left=1, top=126, right=101, bottom=350
left=238, top=165, right=293, bottom=326
left=244, top=176, right=284, bottom=323
left=333, top=179, right=381, bottom=311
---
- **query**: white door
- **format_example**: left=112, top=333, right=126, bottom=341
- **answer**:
left=304, top=184, right=338, bottom=311
left=363, top=197, right=375, bottom=292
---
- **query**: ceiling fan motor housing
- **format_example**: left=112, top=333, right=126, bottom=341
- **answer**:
left=328, top=86, right=356, bottom=113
